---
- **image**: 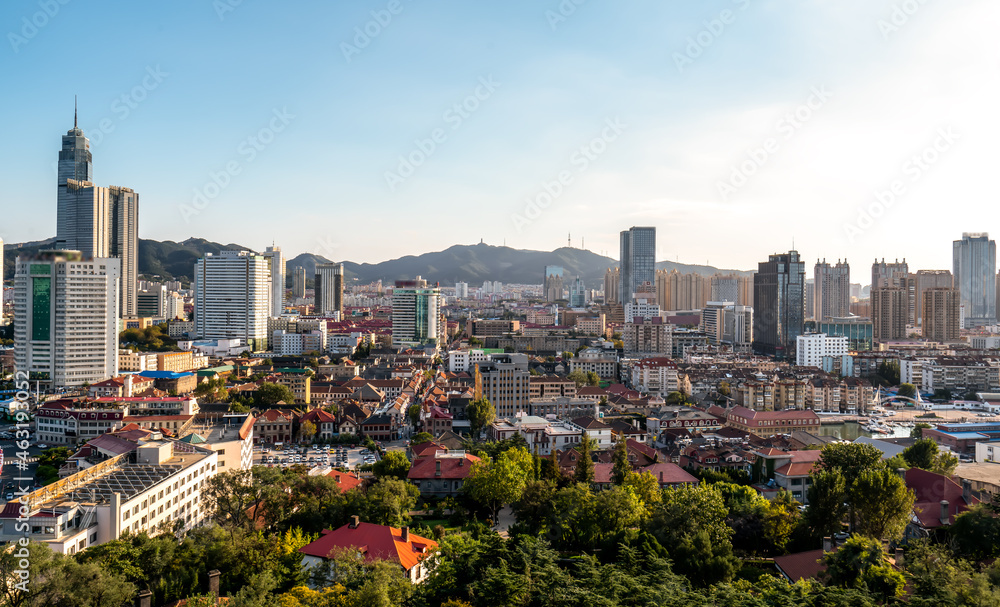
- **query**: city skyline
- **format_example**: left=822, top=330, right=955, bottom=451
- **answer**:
left=2, top=1, right=997, bottom=273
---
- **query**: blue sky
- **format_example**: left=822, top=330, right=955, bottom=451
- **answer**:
left=2, top=0, right=996, bottom=276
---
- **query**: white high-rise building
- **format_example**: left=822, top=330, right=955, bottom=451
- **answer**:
left=723, top=304, right=753, bottom=347
left=455, top=282, right=469, bottom=299
left=795, top=333, right=848, bottom=369
left=194, top=251, right=271, bottom=351
left=392, top=277, right=443, bottom=348
left=264, top=246, right=285, bottom=317
left=14, top=250, right=120, bottom=388
left=701, top=301, right=733, bottom=345
left=624, top=293, right=660, bottom=321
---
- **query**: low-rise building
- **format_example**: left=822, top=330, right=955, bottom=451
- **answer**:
left=299, top=519, right=438, bottom=584
left=407, top=450, right=480, bottom=497
left=570, top=347, right=618, bottom=380
left=724, top=406, right=821, bottom=437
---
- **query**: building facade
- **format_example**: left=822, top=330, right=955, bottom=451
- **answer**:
left=193, top=250, right=272, bottom=351
left=620, top=227, right=656, bottom=304
left=953, top=233, right=997, bottom=328
left=752, top=251, right=805, bottom=359
left=315, top=262, right=344, bottom=316
left=813, top=259, right=850, bottom=321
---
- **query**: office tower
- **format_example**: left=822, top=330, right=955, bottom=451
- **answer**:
left=619, top=227, right=656, bottom=303
left=194, top=251, right=272, bottom=350
left=569, top=276, right=586, bottom=307
left=136, top=283, right=167, bottom=317
left=804, top=280, right=814, bottom=320
left=953, top=233, right=997, bottom=328
left=700, top=302, right=731, bottom=345
left=478, top=353, right=530, bottom=418
left=871, top=287, right=908, bottom=342
left=752, top=250, right=805, bottom=359
left=455, top=282, right=469, bottom=298
left=723, top=304, right=753, bottom=347
left=391, top=277, right=443, bottom=348
left=315, top=263, right=344, bottom=316
left=292, top=267, right=306, bottom=299
left=55, top=117, right=138, bottom=317
left=604, top=267, right=620, bottom=304
left=913, top=270, right=953, bottom=325
left=543, top=266, right=564, bottom=302
left=14, top=250, right=120, bottom=388
left=264, top=246, right=285, bottom=317
left=814, top=259, right=850, bottom=321
left=922, top=287, right=961, bottom=342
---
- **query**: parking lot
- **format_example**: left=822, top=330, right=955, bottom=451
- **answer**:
left=252, top=445, right=379, bottom=470
left=0, top=425, right=47, bottom=504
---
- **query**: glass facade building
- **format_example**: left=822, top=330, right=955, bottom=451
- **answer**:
left=619, top=226, right=656, bottom=303
left=752, top=250, right=805, bottom=359
left=953, top=233, right=996, bottom=328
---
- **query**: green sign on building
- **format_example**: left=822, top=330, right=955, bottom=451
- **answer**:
left=31, top=277, right=52, bottom=341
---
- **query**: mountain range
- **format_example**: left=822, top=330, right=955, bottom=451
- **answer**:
left=3, top=238, right=751, bottom=287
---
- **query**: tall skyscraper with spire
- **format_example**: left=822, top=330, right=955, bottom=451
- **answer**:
left=55, top=102, right=139, bottom=317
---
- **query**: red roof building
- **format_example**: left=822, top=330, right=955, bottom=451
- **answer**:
left=407, top=451, right=481, bottom=497
left=299, top=519, right=438, bottom=584
left=904, top=467, right=981, bottom=537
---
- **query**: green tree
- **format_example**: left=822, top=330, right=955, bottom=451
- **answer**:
left=804, top=468, right=849, bottom=540
left=410, top=432, right=434, bottom=445
left=255, top=382, right=297, bottom=407
left=902, top=438, right=959, bottom=475
left=573, top=435, right=595, bottom=484
left=851, top=468, right=915, bottom=540
left=202, top=467, right=289, bottom=536
left=363, top=478, right=419, bottom=527
left=299, top=420, right=317, bottom=443
left=911, top=422, right=931, bottom=438
left=465, top=446, right=534, bottom=524
left=466, top=397, right=496, bottom=438
left=897, top=383, right=917, bottom=399
left=818, top=442, right=885, bottom=486
left=567, top=369, right=588, bottom=388
left=407, top=403, right=421, bottom=429
left=611, top=439, right=630, bottom=485
left=950, top=504, right=1000, bottom=562
left=372, top=450, right=411, bottom=480
left=877, top=360, right=900, bottom=385
left=585, top=371, right=601, bottom=386
left=823, top=535, right=905, bottom=601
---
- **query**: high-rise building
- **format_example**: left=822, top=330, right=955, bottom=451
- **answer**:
left=264, top=246, right=285, bottom=317
left=871, top=259, right=909, bottom=289
left=14, top=250, right=120, bottom=388
left=194, top=251, right=272, bottom=351
left=922, top=288, right=961, bottom=342
left=315, top=263, right=344, bottom=316
left=796, top=333, right=848, bottom=368
left=54, top=117, right=138, bottom=317
left=604, top=267, right=620, bottom=304
left=723, top=304, right=753, bottom=347
left=569, top=276, right=586, bottom=307
left=658, top=270, right=711, bottom=311
left=455, top=282, right=469, bottom=298
left=871, top=287, right=908, bottom=342
left=813, top=259, right=850, bottom=322
left=913, top=270, right=953, bottom=325
left=953, top=233, right=997, bottom=328
left=136, top=283, right=167, bottom=317
left=391, top=277, right=443, bottom=348
left=700, top=302, right=732, bottom=345
left=478, top=353, right=530, bottom=418
left=711, top=274, right=752, bottom=305
left=752, top=250, right=805, bottom=359
left=619, top=227, right=656, bottom=303
left=543, top=266, right=564, bottom=302
left=292, top=267, right=306, bottom=299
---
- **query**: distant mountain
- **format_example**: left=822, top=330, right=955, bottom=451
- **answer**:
left=4, top=239, right=750, bottom=287
left=288, top=243, right=750, bottom=286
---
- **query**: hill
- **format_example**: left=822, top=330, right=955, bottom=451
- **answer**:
left=4, top=239, right=749, bottom=287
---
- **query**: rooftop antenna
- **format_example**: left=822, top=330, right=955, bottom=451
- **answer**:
left=568, top=233, right=571, bottom=248
left=74, top=95, right=77, bottom=128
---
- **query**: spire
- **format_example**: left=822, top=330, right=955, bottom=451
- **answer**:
left=74, top=95, right=77, bottom=128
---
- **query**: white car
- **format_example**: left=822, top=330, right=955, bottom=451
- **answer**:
left=37, top=444, right=49, bottom=450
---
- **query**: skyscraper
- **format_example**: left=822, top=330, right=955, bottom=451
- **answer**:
left=543, top=266, right=564, bottom=302
left=569, top=276, right=587, bottom=307
left=264, top=246, right=285, bottom=317
left=813, top=259, right=850, bottom=321
left=603, top=267, right=620, bottom=304
left=953, top=233, right=997, bottom=328
left=871, top=258, right=913, bottom=332
left=619, top=226, right=656, bottom=303
left=392, top=278, right=443, bottom=348
left=752, top=250, right=805, bottom=359
left=913, top=270, right=953, bottom=325
left=194, top=251, right=272, bottom=350
left=315, top=263, right=344, bottom=316
left=55, top=114, right=138, bottom=317
left=14, top=250, right=120, bottom=388
left=922, top=288, right=961, bottom=342
left=292, top=267, right=306, bottom=299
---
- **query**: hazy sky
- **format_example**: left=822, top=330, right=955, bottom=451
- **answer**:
left=2, top=0, right=996, bottom=276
